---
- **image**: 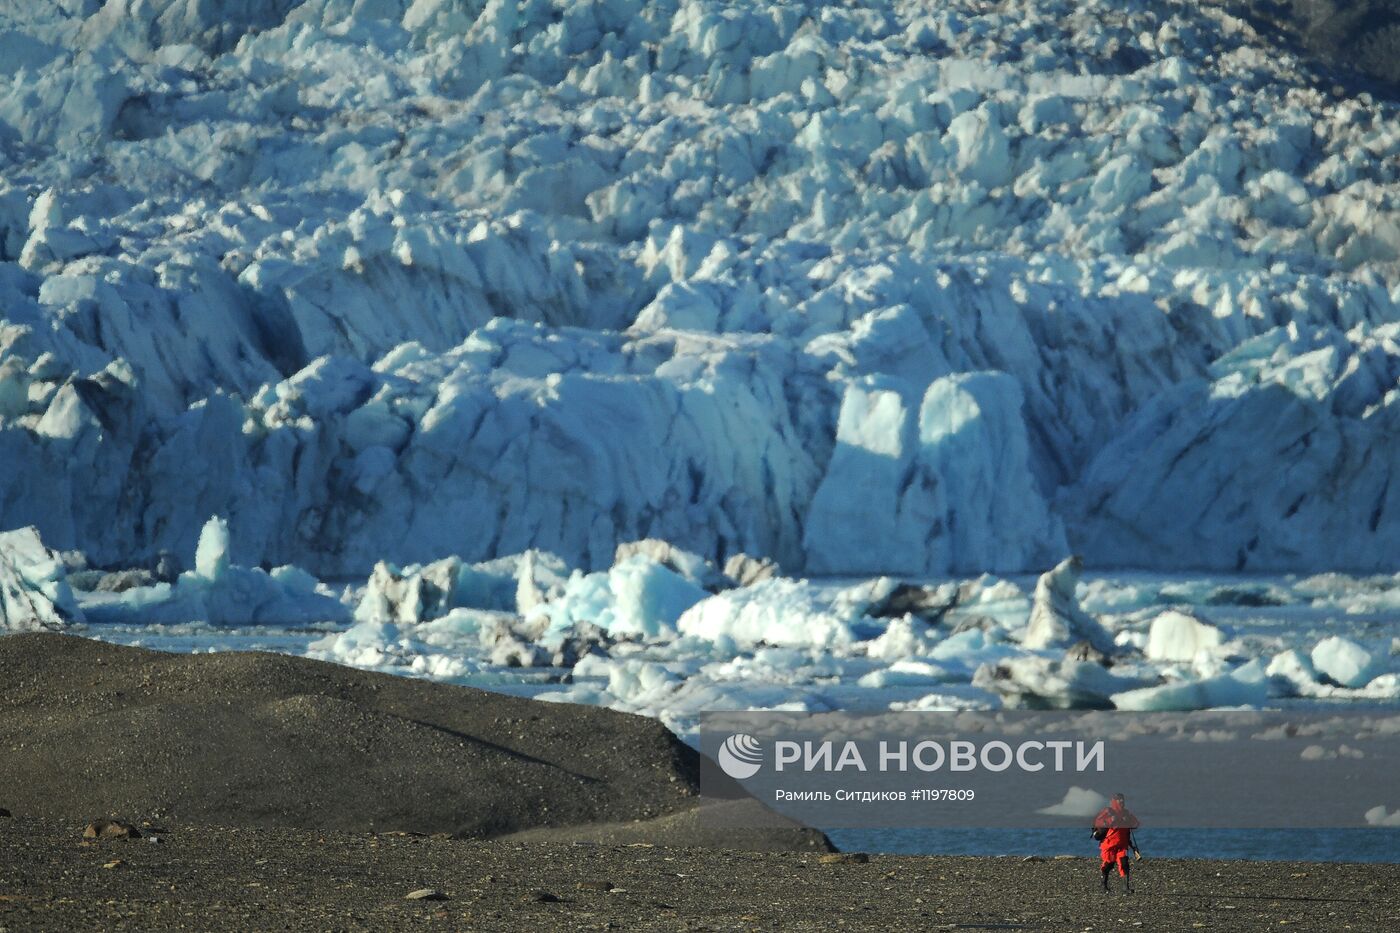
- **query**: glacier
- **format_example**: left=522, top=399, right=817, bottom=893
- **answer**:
left=4, top=0, right=1400, bottom=717
left=3, top=0, right=1400, bottom=577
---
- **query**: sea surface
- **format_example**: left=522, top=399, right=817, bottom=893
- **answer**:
left=829, top=827, right=1400, bottom=863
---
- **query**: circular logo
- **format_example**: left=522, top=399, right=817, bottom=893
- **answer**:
left=717, top=733, right=763, bottom=779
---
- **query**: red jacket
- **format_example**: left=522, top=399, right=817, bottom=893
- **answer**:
left=1093, top=803, right=1140, bottom=852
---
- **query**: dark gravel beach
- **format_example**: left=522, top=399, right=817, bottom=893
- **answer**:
left=0, top=634, right=707, bottom=839
left=2, top=816, right=1398, bottom=932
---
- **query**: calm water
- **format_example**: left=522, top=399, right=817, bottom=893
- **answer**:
left=827, top=827, right=1400, bottom=863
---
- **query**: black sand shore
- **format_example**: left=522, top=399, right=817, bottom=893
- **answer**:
left=0, top=634, right=819, bottom=850
left=0, top=633, right=714, bottom=840
left=2, top=816, right=1398, bottom=931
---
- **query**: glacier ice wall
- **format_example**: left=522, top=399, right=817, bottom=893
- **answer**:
left=3, top=0, right=1400, bottom=574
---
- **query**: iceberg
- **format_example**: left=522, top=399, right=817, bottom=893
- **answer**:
left=1145, top=610, right=1225, bottom=664
left=1310, top=636, right=1383, bottom=689
left=1021, top=557, right=1114, bottom=654
left=0, top=526, right=84, bottom=631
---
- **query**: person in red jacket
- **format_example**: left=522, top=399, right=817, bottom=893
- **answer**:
left=1092, top=793, right=1141, bottom=893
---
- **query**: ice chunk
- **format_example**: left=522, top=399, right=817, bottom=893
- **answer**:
left=1300, top=744, right=1365, bottom=761
left=539, top=555, right=707, bottom=642
left=865, top=615, right=943, bottom=661
left=1145, top=610, right=1225, bottom=663
left=0, top=526, right=84, bottom=631
left=1310, top=636, right=1382, bottom=688
left=922, top=626, right=1020, bottom=679
left=1364, top=806, right=1400, bottom=828
left=83, top=559, right=350, bottom=627
left=1090, top=154, right=1151, bottom=211
left=723, top=553, right=778, bottom=588
left=312, top=602, right=592, bottom=676
left=356, top=557, right=464, bottom=625
left=193, top=516, right=229, bottom=580
left=944, top=106, right=1012, bottom=189
left=1037, top=787, right=1109, bottom=818
left=1022, top=557, right=1114, bottom=653
left=677, top=578, right=862, bottom=650
left=82, top=519, right=347, bottom=627
left=613, top=539, right=726, bottom=590
left=1111, top=660, right=1272, bottom=711
left=974, top=656, right=1148, bottom=708
left=515, top=550, right=572, bottom=617
left=1360, top=674, right=1400, bottom=699
left=1248, top=170, right=1310, bottom=227
left=309, top=619, right=402, bottom=670
left=605, top=555, right=709, bottom=639
left=866, top=582, right=960, bottom=623
left=1266, top=649, right=1320, bottom=696
left=584, top=658, right=682, bottom=708
left=857, top=660, right=950, bottom=688
left=355, top=550, right=572, bottom=625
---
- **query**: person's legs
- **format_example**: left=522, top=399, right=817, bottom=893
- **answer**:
left=1100, top=854, right=1112, bottom=891
left=1120, top=853, right=1132, bottom=894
